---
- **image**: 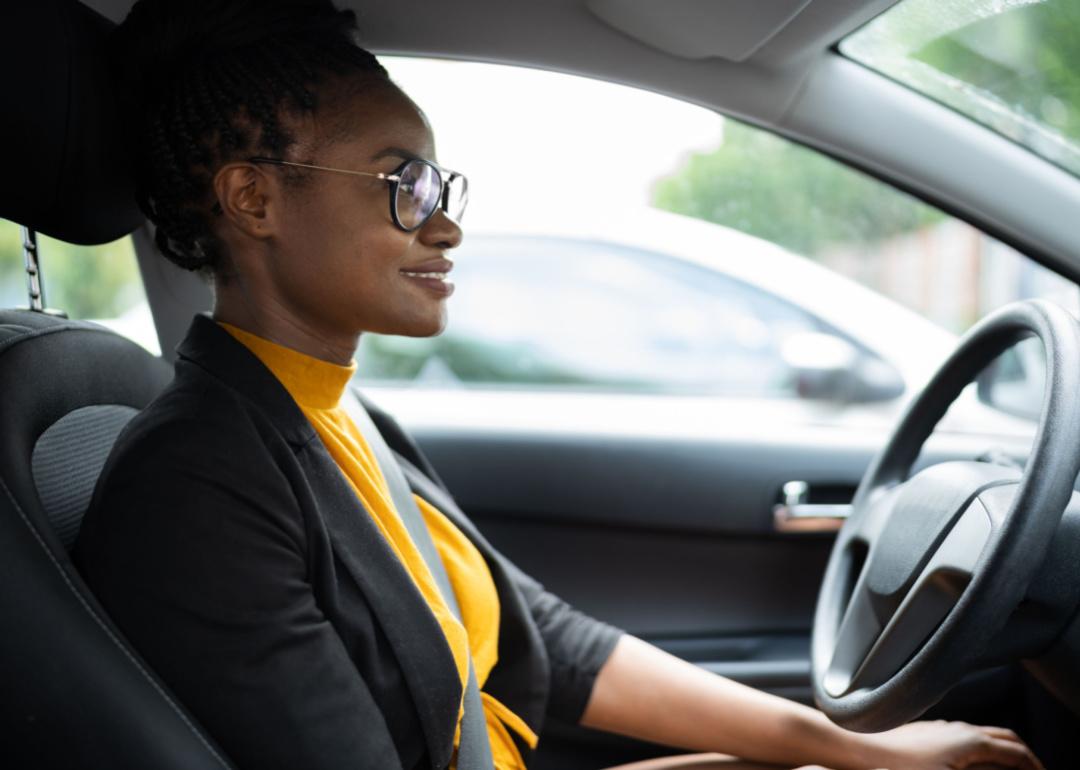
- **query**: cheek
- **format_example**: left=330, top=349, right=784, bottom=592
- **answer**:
left=347, top=229, right=411, bottom=282
left=324, top=230, right=420, bottom=330
left=289, top=198, right=396, bottom=278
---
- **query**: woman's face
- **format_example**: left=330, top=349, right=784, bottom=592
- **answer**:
left=259, top=79, right=463, bottom=340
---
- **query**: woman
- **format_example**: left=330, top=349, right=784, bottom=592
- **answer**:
left=73, top=1, right=1044, bottom=769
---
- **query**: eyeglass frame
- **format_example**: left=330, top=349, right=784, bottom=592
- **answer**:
left=241, top=155, right=467, bottom=233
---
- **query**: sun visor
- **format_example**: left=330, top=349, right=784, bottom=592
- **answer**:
left=587, top=0, right=813, bottom=61
left=0, top=1, right=142, bottom=245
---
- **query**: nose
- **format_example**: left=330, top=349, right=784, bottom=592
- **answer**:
left=419, top=209, right=464, bottom=250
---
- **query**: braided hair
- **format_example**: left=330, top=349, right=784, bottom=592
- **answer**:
left=112, top=0, right=389, bottom=278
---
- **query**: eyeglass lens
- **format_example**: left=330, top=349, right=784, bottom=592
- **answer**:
left=396, top=161, right=439, bottom=229
left=444, top=174, right=468, bottom=224
left=396, top=160, right=467, bottom=229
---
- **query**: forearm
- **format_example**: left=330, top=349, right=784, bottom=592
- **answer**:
left=580, top=635, right=881, bottom=770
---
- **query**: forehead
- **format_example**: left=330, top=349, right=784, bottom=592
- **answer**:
left=312, top=78, right=436, bottom=161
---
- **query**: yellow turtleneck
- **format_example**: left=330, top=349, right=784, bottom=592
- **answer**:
left=219, top=322, right=537, bottom=769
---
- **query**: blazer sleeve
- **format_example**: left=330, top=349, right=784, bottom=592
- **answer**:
left=499, top=557, right=623, bottom=723
left=73, top=414, right=404, bottom=770
left=364, top=398, right=624, bottom=724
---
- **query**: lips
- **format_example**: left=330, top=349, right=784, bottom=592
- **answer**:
left=400, top=257, right=453, bottom=278
left=400, top=258, right=454, bottom=297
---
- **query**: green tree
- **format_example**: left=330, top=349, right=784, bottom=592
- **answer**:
left=914, top=2, right=1080, bottom=162
left=652, top=120, right=944, bottom=258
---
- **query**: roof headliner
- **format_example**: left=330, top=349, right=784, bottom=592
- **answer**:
left=84, top=0, right=896, bottom=123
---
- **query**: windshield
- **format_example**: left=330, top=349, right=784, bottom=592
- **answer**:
left=841, top=0, right=1080, bottom=177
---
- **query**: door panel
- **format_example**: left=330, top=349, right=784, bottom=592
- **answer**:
left=472, top=514, right=829, bottom=645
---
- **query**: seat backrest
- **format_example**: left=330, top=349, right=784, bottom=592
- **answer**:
left=0, top=1, right=234, bottom=766
left=0, top=311, right=234, bottom=769
left=0, top=312, right=159, bottom=552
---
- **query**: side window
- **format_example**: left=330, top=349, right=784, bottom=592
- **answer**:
left=360, top=236, right=898, bottom=399
left=357, top=58, right=1074, bottom=417
left=0, top=220, right=156, bottom=354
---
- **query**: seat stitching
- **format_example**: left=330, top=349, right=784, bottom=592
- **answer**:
left=0, top=474, right=232, bottom=769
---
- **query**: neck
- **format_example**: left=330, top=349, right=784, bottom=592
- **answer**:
left=212, top=285, right=359, bottom=367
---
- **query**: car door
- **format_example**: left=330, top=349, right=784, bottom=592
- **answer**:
left=350, top=55, right=1080, bottom=770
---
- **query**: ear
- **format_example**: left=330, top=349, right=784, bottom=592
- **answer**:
left=212, top=162, right=280, bottom=240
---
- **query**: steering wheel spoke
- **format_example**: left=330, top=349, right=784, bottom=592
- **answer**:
left=847, top=482, right=902, bottom=548
left=823, top=569, right=880, bottom=696
left=830, top=497, right=995, bottom=696
left=820, top=483, right=903, bottom=696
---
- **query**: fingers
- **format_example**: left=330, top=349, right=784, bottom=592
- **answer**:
left=978, top=725, right=1023, bottom=744
left=966, top=734, right=1045, bottom=770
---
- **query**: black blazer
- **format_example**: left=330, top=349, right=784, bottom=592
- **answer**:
left=73, top=315, right=622, bottom=770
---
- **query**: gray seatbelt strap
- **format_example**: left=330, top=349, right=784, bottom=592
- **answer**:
left=341, top=390, right=494, bottom=770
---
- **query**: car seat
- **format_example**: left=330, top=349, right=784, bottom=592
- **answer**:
left=0, top=1, right=233, bottom=766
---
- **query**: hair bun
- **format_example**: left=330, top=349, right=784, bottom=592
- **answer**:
left=112, top=0, right=358, bottom=108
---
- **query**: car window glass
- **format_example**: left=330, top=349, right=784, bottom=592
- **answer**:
left=358, top=58, right=1076, bottom=425
left=0, top=219, right=156, bottom=354
left=842, top=0, right=1080, bottom=178
left=363, top=236, right=870, bottom=395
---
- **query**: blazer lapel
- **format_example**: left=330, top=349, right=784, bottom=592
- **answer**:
left=295, top=441, right=461, bottom=770
left=175, top=314, right=461, bottom=770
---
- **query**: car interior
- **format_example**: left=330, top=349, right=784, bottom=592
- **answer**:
left=3, top=1, right=1080, bottom=769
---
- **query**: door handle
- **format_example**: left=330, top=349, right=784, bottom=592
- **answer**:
left=772, top=481, right=851, bottom=533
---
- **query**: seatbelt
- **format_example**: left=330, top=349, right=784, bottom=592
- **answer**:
left=341, top=390, right=494, bottom=770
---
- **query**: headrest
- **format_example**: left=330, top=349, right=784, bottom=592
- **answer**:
left=0, top=1, right=142, bottom=245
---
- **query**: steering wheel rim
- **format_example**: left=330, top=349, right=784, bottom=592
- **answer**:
left=812, top=299, right=1080, bottom=732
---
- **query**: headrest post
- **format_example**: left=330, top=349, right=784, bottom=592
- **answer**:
left=20, top=226, right=46, bottom=312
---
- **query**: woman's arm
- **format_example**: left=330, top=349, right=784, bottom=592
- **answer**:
left=581, top=635, right=1043, bottom=770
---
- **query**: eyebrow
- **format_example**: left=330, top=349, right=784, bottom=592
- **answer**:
left=371, top=146, right=425, bottom=162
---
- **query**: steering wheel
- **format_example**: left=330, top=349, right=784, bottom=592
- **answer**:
left=812, top=299, right=1080, bottom=732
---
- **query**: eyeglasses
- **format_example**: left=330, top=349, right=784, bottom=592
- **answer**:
left=247, top=156, right=468, bottom=232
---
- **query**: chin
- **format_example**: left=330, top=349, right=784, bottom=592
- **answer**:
left=360, top=303, right=447, bottom=337
left=391, top=313, right=447, bottom=338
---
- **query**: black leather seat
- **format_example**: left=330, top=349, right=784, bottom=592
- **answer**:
left=0, top=1, right=233, bottom=767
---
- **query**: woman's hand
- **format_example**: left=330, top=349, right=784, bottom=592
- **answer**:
left=582, top=636, right=1046, bottom=770
left=859, top=720, right=1044, bottom=770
